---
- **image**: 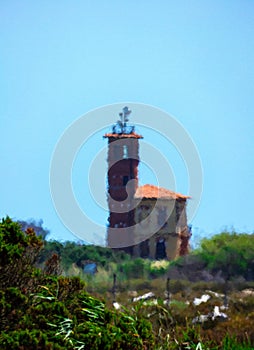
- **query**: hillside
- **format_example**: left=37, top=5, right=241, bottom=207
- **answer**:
left=0, top=217, right=254, bottom=349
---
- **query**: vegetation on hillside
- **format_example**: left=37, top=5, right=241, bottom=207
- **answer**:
left=0, top=217, right=254, bottom=349
left=0, top=217, right=153, bottom=349
left=37, top=229, right=254, bottom=283
left=197, top=231, right=254, bottom=279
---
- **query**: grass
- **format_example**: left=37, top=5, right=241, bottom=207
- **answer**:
left=78, top=268, right=254, bottom=349
left=55, top=262, right=254, bottom=349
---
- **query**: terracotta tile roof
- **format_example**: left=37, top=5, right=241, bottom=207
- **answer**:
left=104, top=132, right=143, bottom=139
left=134, top=184, right=190, bottom=200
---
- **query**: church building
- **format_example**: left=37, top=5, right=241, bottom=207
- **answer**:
left=104, top=107, right=191, bottom=260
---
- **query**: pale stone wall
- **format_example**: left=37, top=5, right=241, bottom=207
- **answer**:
left=132, top=198, right=188, bottom=260
left=175, top=200, right=187, bottom=231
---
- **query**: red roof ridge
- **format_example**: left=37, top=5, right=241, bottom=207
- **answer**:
left=135, top=184, right=190, bottom=200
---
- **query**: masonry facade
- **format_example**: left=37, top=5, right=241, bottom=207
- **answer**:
left=104, top=107, right=191, bottom=259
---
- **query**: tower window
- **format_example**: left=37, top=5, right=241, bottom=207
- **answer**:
left=138, top=205, right=150, bottom=223
left=123, top=145, right=128, bottom=159
left=123, top=175, right=129, bottom=186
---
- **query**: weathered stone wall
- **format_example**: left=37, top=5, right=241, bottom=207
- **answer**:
left=133, top=198, right=188, bottom=260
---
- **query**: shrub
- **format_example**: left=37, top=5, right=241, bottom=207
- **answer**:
left=0, top=217, right=154, bottom=349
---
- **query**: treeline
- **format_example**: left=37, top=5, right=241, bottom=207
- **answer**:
left=18, top=218, right=254, bottom=281
left=37, top=230, right=254, bottom=282
left=39, top=240, right=131, bottom=270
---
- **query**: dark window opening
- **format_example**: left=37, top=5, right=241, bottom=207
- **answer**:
left=137, top=205, right=150, bottom=224
left=140, top=239, right=149, bottom=258
left=123, top=246, right=133, bottom=255
left=123, top=176, right=129, bottom=186
left=156, top=238, right=167, bottom=259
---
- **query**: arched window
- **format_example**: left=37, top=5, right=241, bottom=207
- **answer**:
left=155, top=238, right=167, bottom=259
left=123, top=145, right=128, bottom=159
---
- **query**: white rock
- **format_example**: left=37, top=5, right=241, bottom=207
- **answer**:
left=133, top=292, right=155, bottom=302
left=212, top=306, right=228, bottom=320
left=192, top=306, right=228, bottom=324
left=113, top=302, right=121, bottom=310
left=193, top=294, right=210, bottom=305
left=205, top=290, right=224, bottom=298
left=192, top=314, right=210, bottom=324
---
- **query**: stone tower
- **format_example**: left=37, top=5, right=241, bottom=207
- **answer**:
left=104, top=107, right=143, bottom=252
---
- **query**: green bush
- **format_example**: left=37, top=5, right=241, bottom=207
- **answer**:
left=117, top=258, right=148, bottom=279
left=39, top=240, right=131, bottom=272
left=0, top=217, right=154, bottom=349
left=197, top=231, right=254, bottom=279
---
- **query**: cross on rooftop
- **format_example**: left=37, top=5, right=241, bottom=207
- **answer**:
left=112, top=106, right=134, bottom=134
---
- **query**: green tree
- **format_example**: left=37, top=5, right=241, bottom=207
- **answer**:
left=198, top=231, right=254, bottom=278
left=0, top=216, right=43, bottom=290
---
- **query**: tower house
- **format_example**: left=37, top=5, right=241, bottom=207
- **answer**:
left=104, top=107, right=143, bottom=251
left=104, top=107, right=191, bottom=259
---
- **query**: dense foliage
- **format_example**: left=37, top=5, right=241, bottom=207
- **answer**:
left=197, top=231, right=254, bottom=279
left=1, top=217, right=254, bottom=349
left=0, top=217, right=43, bottom=291
left=0, top=217, right=153, bottom=349
left=39, top=240, right=131, bottom=271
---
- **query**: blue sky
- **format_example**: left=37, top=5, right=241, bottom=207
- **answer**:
left=1, top=1, right=253, bottom=244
